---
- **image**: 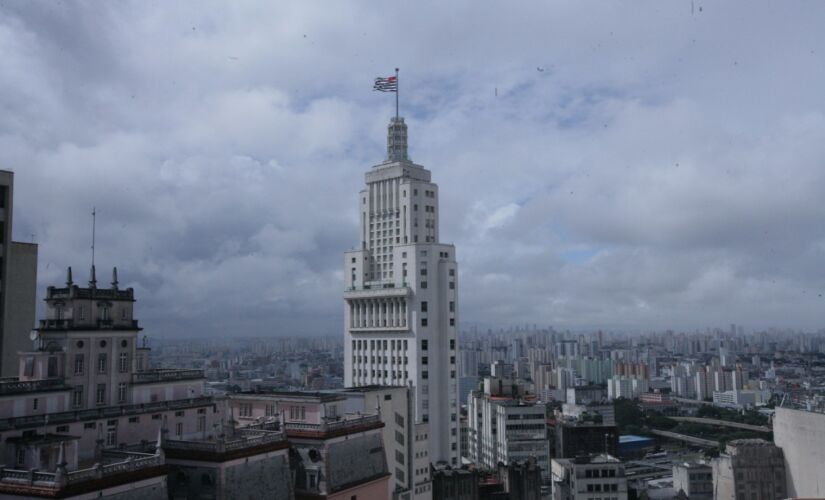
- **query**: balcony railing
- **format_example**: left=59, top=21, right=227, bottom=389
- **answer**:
left=39, top=318, right=140, bottom=330
left=47, top=287, right=135, bottom=301
left=0, top=377, right=68, bottom=395
left=0, top=396, right=214, bottom=432
left=345, top=281, right=409, bottom=292
left=0, top=452, right=162, bottom=488
left=164, top=429, right=286, bottom=454
left=284, top=414, right=380, bottom=434
left=132, top=369, right=204, bottom=384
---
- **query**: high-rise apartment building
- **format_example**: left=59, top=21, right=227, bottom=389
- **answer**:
left=0, top=170, right=39, bottom=377
left=344, top=117, right=459, bottom=465
left=466, top=376, right=550, bottom=480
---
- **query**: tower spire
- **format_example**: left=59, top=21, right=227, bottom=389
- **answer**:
left=387, top=116, right=409, bottom=162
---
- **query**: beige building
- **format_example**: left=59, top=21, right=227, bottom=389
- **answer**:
left=0, top=269, right=215, bottom=463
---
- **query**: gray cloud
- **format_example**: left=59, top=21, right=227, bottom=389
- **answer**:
left=2, top=1, right=824, bottom=336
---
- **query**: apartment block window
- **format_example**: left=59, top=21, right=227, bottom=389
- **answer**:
left=449, top=281, right=455, bottom=289
left=74, top=354, right=84, bottom=375
left=32, top=398, right=38, bottom=410
left=422, top=356, right=428, bottom=365
left=118, top=352, right=129, bottom=373
left=420, top=281, right=427, bottom=289
left=421, top=340, right=428, bottom=350
left=420, top=301, right=428, bottom=312
left=72, top=386, right=83, bottom=408
left=450, top=318, right=455, bottom=326
left=449, top=301, right=454, bottom=312
left=117, top=383, right=127, bottom=404
left=176, top=422, right=183, bottom=437
left=96, top=383, right=106, bottom=405
left=450, top=339, right=455, bottom=350
left=449, top=269, right=455, bottom=277
left=421, top=318, right=428, bottom=327
left=129, top=417, right=139, bottom=424
left=422, top=371, right=429, bottom=379
left=97, top=353, right=107, bottom=374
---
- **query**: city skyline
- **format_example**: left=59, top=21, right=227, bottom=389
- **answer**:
left=3, top=2, right=825, bottom=337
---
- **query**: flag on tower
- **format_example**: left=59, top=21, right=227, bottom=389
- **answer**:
left=373, top=75, right=398, bottom=92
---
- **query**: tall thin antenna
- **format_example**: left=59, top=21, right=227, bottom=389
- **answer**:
left=395, top=67, right=400, bottom=120
left=91, top=207, right=96, bottom=268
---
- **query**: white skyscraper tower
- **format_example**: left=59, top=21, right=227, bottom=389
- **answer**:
left=344, top=116, right=459, bottom=466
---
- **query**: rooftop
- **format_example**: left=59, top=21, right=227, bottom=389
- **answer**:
left=0, top=449, right=164, bottom=496
left=235, top=389, right=347, bottom=403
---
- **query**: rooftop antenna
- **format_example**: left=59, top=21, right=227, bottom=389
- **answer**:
left=91, top=207, right=96, bottom=269
left=89, top=207, right=98, bottom=287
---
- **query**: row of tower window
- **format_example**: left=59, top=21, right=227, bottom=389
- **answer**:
left=71, top=382, right=128, bottom=407
left=352, top=338, right=456, bottom=351
left=364, top=188, right=433, bottom=208
left=353, top=339, right=408, bottom=351
left=354, top=355, right=409, bottom=365
left=349, top=298, right=408, bottom=328
left=54, top=304, right=129, bottom=321
left=72, top=352, right=130, bottom=375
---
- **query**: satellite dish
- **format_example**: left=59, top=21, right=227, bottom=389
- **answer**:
left=29, top=330, right=39, bottom=342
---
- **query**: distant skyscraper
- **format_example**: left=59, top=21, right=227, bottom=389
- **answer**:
left=343, top=117, right=459, bottom=465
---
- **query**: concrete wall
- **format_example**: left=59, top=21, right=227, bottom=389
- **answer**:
left=0, top=476, right=169, bottom=500
left=167, top=451, right=292, bottom=500
left=328, top=475, right=389, bottom=500
left=774, top=407, right=825, bottom=498
left=2, top=242, right=37, bottom=377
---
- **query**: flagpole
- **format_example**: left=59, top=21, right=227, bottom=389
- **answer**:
left=395, top=67, right=399, bottom=120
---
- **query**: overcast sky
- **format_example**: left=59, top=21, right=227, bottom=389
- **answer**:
left=2, top=1, right=825, bottom=337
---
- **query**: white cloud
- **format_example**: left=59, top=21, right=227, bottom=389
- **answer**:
left=2, top=1, right=825, bottom=335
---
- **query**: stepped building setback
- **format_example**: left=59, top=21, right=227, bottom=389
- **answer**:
left=343, top=117, right=460, bottom=470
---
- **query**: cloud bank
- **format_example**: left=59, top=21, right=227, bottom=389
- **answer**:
left=2, top=1, right=824, bottom=336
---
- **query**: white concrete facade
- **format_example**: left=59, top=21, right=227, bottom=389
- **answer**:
left=466, top=386, right=549, bottom=480
left=773, top=407, right=825, bottom=498
left=344, top=117, right=459, bottom=466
